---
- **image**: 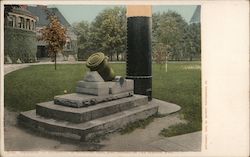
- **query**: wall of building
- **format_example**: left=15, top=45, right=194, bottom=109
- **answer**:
left=4, top=8, right=38, bottom=63
left=27, top=6, right=78, bottom=61
left=4, top=27, right=37, bottom=63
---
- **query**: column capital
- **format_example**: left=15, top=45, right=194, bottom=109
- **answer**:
left=126, top=5, right=152, bottom=17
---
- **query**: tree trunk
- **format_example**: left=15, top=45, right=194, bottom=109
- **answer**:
left=116, top=52, right=119, bottom=61
left=55, top=53, right=57, bottom=70
left=165, top=61, right=168, bottom=72
left=190, top=55, right=193, bottom=61
left=110, top=52, right=113, bottom=61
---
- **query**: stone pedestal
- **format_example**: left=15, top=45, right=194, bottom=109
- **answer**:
left=75, top=71, right=134, bottom=96
left=18, top=72, right=158, bottom=141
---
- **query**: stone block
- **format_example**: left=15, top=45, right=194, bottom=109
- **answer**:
left=109, top=79, right=134, bottom=94
left=84, top=71, right=104, bottom=82
left=76, top=87, right=109, bottom=96
left=76, top=79, right=133, bottom=96
left=36, top=95, right=148, bottom=123
left=77, top=81, right=108, bottom=89
left=54, top=92, right=134, bottom=108
left=76, top=80, right=109, bottom=96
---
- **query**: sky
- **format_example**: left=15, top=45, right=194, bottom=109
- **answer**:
left=48, top=5, right=198, bottom=25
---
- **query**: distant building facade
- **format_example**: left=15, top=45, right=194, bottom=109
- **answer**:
left=27, top=5, right=78, bottom=61
left=4, top=5, right=78, bottom=63
left=4, top=5, right=38, bottom=63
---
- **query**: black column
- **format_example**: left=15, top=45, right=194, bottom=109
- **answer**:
left=126, top=16, right=152, bottom=100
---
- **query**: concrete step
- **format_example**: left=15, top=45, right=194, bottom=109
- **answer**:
left=19, top=104, right=158, bottom=141
left=36, top=95, right=148, bottom=123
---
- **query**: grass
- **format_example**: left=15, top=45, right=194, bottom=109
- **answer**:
left=119, top=115, right=155, bottom=135
left=4, top=62, right=201, bottom=136
left=153, top=62, right=202, bottom=136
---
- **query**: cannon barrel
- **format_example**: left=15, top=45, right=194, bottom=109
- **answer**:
left=86, top=52, right=115, bottom=81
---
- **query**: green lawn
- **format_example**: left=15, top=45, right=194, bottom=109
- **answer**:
left=4, top=62, right=201, bottom=136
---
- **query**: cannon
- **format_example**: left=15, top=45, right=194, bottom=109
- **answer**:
left=86, top=52, right=115, bottom=81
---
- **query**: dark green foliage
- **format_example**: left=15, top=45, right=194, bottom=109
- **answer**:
left=4, top=27, right=37, bottom=63
left=5, top=62, right=201, bottom=136
left=153, top=11, right=187, bottom=61
left=73, top=9, right=201, bottom=62
left=72, top=21, right=93, bottom=60
left=183, top=23, right=201, bottom=61
left=152, top=11, right=201, bottom=61
left=72, top=7, right=127, bottom=61
left=92, top=7, right=127, bottom=61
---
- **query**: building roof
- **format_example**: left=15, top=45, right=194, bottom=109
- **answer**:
left=27, top=6, right=71, bottom=27
left=189, top=5, right=200, bottom=24
left=11, top=7, right=37, bottom=20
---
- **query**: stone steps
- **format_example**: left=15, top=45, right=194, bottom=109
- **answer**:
left=19, top=103, right=158, bottom=141
left=36, top=95, right=148, bottom=123
left=18, top=72, right=159, bottom=142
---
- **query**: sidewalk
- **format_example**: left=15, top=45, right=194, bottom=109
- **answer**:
left=4, top=107, right=201, bottom=151
left=149, top=131, right=201, bottom=151
left=4, top=61, right=85, bottom=75
left=4, top=61, right=126, bottom=75
left=99, top=100, right=201, bottom=152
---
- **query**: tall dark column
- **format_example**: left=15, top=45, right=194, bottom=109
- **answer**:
left=126, top=6, right=152, bottom=100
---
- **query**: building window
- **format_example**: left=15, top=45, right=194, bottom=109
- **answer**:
left=26, top=19, right=30, bottom=30
left=13, top=16, right=16, bottom=27
left=8, top=15, right=35, bottom=30
left=66, top=41, right=71, bottom=50
left=33, top=21, right=36, bottom=30
left=21, top=17, right=25, bottom=29
left=30, top=20, right=33, bottom=30
left=7, top=16, right=13, bottom=27
left=17, top=17, right=21, bottom=28
left=24, top=18, right=27, bottom=29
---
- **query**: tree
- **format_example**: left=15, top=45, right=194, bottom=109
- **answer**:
left=184, top=23, right=201, bottom=61
left=72, top=21, right=93, bottom=60
left=72, top=21, right=90, bottom=49
left=153, top=43, right=171, bottom=72
left=153, top=11, right=188, bottom=61
left=90, top=7, right=126, bottom=61
left=72, top=7, right=126, bottom=61
left=39, top=15, right=67, bottom=70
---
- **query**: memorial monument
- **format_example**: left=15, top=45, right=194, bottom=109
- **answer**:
left=126, top=5, right=153, bottom=100
left=18, top=52, right=158, bottom=141
left=18, top=5, right=160, bottom=142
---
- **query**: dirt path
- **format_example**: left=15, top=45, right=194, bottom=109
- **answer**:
left=100, top=114, right=184, bottom=151
left=4, top=108, right=185, bottom=151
